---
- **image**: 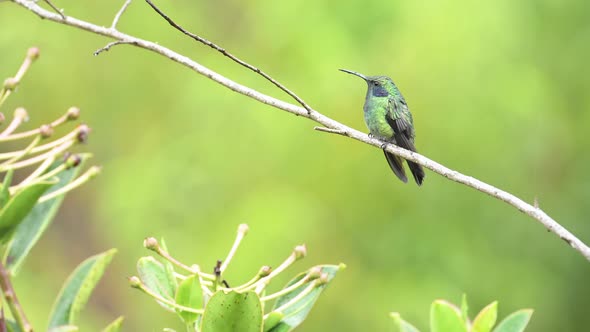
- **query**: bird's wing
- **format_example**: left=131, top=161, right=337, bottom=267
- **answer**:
left=386, top=96, right=416, bottom=151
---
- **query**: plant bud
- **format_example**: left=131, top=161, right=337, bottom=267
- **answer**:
left=67, top=107, right=80, bottom=120
left=294, top=244, right=307, bottom=260
left=3, top=78, right=18, bottom=91
left=27, top=47, right=40, bottom=60
left=128, top=276, right=141, bottom=288
left=143, top=237, right=159, bottom=251
left=39, top=124, right=53, bottom=138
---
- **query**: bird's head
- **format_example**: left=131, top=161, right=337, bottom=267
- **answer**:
left=339, top=69, right=397, bottom=97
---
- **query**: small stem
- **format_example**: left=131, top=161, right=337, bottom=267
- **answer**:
left=314, top=126, right=348, bottom=136
left=0, top=139, right=74, bottom=172
left=38, top=166, right=101, bottom=202
left=264, top=281, right=318, bottom=320
left=0, top=118, right=80, bottom=144
left=232, top=273, right=262, bottom=292
left=2, top=109, right=78, bottom=143
left=155, top=247, right=215, bottom=281
left=42, top=0, right=65, bottom=19
left=111, top=0, right=132, bottom=29
left=0, top=48, right=39, bottom=108
left=0, top=109, right=28, bottom=139
left=0, top=135, right=41, bottom=167
left=94, top=41, right=134, bottom=56
left=10, top=152, right=56, bottom=192
left=134, top=279, right=204, bottom=314
left=0, top=261, right=33, bottom=332
left=0, top=305, right=6, bottom=332
left=220, top=224, right=248, bottom=274
left=241, top=252, right=298, bottom=293
left=192, top=266, right=213, bottom=298
left=260, top=274, right=310, bottom=302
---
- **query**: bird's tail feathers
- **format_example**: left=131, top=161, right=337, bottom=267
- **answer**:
left=407, top=160, right=425, bottom=186
left=383, top=151, right=408, bottom=183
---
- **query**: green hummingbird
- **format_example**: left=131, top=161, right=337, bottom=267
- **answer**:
left=340, top=69, right=425, bottom=185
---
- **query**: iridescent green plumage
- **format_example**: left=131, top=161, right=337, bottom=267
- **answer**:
left=340, top=69, right=425, bottom=185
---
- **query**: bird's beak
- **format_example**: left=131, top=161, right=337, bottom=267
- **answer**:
left=339, top=69, right=368, bottom=81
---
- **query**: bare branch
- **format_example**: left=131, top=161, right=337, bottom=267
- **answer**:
left=9, top=0, right=590, bottom=262
left=0, top=261, right=32, bottom=332
left=42, top=0, right=64, bottom=19
left=111, top=0, right=132, bottom=30
left=314, top=127, right=348, bottom=136
left=94, top=40, right=134, bottom=56
left=144, top=0, right=314, bottom=115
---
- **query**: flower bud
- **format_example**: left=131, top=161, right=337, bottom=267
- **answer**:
left=238, top=223, right=249, bottom=235
left=67, top=107, right=80, bottom=120
left=259, top=265, right=272, bottom=277
left=294, top=244, right=307, bottom=260
left=3, top=78, right=18, bottom=91
left=27, top=47, right=40, bottom=60
left=308, top=266, right=322, bottom=280
left=39, top=124, right=53, bottom=138
left=77, top=124, right=90, bottom=143
left=128, top=276, right=142, bottom=288
left=143, top=237, right=159, bottom=251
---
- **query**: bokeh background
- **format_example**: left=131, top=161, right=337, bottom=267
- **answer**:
left=1, top=0, right=590, bottom=331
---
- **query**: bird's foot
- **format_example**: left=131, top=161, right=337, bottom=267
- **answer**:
left=380, top=142, right=388, bottom=150
left=368, top=133, right=374, bottom=139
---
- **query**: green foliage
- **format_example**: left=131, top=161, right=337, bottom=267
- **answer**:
left=430, top=300, right=466, bottom=332
left=101, top=316, right=125, bottom=332
left=0, top=180, right=54, bottom=243
left=4, top=159, right=87, bottom=274
left=175, top=275, right=202, bottom=324
left=201, top=291, right=262, bottom=332
left=48, top=249, right=117, bottom=328
left=390, top=313, right=420, bottom=332
left=391, top=297, right=532, bottom=332
left=136, top=256, right=177, bottom=312
left=267, top=265, right=342, bottom=332
left=493, top=310, right=533, bottom=332
left=132, top=228, right=341, bottom=331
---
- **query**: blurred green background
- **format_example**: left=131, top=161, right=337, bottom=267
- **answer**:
left=2, top=0, right=590, bottom=330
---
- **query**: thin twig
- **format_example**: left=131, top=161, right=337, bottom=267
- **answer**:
left=42, top=0, right=65, bottom=19
left=111, top=0, right=132, bottom=29
left=94, top=41, right=134, bottom=56
left=0, top=261, right=32, bottom=332
left=9, top=0, right=590, bottom=262
left=144, top=0, right=314, bottom=115
left=314, top=126, right=348, bottom=136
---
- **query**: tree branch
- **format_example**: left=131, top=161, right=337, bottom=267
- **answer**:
left=0, top=261, right=32, bottom=332
left=8, top=0, right=590, bottom=262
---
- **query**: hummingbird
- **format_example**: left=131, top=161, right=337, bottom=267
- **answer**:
left=340, top=69, right=425, bottom=185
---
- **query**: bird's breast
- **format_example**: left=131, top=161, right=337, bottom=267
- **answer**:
left=363, top=99, right=394, bottom=140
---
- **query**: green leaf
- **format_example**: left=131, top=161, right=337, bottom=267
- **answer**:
left=137, top=256, right=177, bottom=312
left=5, top=318, right=22, bottom=332
left=263, top=312, right=284, bottom=332
left=175, top=275, right=203, bottom=324
left=390, top=312, right=420, bottom=332
left=201, top=290, right=262, bottom=332
left=4, top=160, right=85, bottom=274
left=101, top=316, right=124, bottom=332
left=430, top=300, right=468, bottom=332
left=48, top=249, right=117, bottom=328
left=0, top=169, right=14, bottom=208
left=47, top=326, right=79, bottom=332
left=267, top=264, right=343, bottom=332
left=472, top=301, right=498, bottom=332
left=160, top=238, right=178, bottom=291
left=0, top=180, right=54, bottom=243
left=493, top=309, right=533, bottom=332
left=461, top=294, right=469, bottom=325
